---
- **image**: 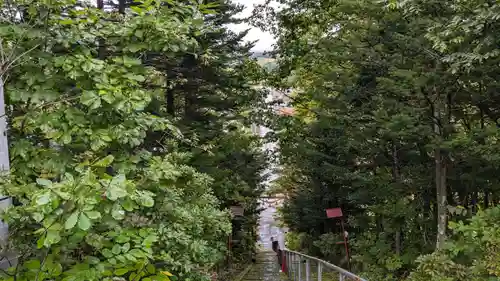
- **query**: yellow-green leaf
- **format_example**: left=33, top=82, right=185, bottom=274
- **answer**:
left=65, top=211, right=79, bottom=229
left=93, top=155, right=114, bottom=167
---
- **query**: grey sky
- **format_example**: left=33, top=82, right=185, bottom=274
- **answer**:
left=228, top=0, right=276, bottom=52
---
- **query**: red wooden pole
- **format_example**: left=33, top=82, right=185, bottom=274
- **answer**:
left=340, top=219, right=351, bottom=271
left=282, top=251, right=287, bottom=272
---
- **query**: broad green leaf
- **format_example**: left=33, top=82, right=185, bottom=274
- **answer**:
left=61, top=133, right=72, bottom=144
left=114, top=268, right=129, bottom=276
left=116, top=255, right=126, bottom=263
left=81, top=91, right=101, bottom=109
left=102, top=248, right=113, bottom=258
left=78, top=213, right=91, bottom=231
left=49, top=223, right=63, bottom=231
left=124, top=253, right=137, bottom=262
left=49, top=263, right=63, bottom=276
left=106, top=186, right=127, bottom=201
left=122, top=242, right=130, bottom=252
left=123, top=56, right=142, bottom=66
left=155, top=274, right=170, bottom=281
left=36, top=178, right=52, bottom=186
left=111, top=205, right=125, bottom=220
left=44, top=230, right=61, bottom=247
left=143, top=235, right=158, bottom=247
left=124, top=74, right=146, bottom=82
left=32, top=213, right=44, bottom=222
left=170, top=44, right=179, bottom=52
left=121, top=199, right=135, bottom=211
left=85, top=211, right=101, bottom=220
left=93, top=155, right=114, bottom=167
left=139, top=193, right=154, bottom=207
left=135, top=30, right=144, bottom=38
left=37, top=236, right=44, bottom=249
left=115, top=235, right=130, bottom=243
left=87, top=256, right=100, bottom=264
left=112, top=244, right=121, bottom=255
left=162, top=271, right=173, bottom=277
left=130, top=5, right=143, bottom=14
left=127, top=43, right=146, bottom=52
left=65, top=211, right=79, bottom=229
left=24, top=259, right=41, bottom=270
left=146, top=264, right=156, bottom=274
left=36, top=192, right=51, bottom=206
left=59, top=19, right=74, bottom=25
left=129, top=249, right=145, bottom=258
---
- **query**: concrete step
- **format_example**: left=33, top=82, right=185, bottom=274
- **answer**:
left=240, top=251, right=281, bottom=281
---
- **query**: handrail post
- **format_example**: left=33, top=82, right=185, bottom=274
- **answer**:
left=317, top=262, right=322, bottom=281
left=306, top=258, right=310, bottom=281
left=282, top=250, right=287, bottom=273
left=293, top=253, right=297, bottom=281
left=298, top=256, right=302, bottom=281
left=286, top=251, right=293, bottom=278
left=284, top=249, right=367, bottom=281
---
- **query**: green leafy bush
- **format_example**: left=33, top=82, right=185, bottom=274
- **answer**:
left=408, top=207, right=500, bottom=281
left=0, top=1, right=231, bottom=280
left=285, top=232, right=313, bottom=252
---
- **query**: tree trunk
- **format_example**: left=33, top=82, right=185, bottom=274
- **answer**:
left=435, top=146, right=447, bottom=249
left=472, top=191, right=478, bottom=215
left=118, top=0, right=126, bottom=14
left=182, top=54, right=198, bottom=120
left=392, top=142, right=401, bottom=255
left=167, top=88, right=175, bottom=116
left=434, top=92, right=447, bottom=250
left=97, top=0, right=106, bottom=59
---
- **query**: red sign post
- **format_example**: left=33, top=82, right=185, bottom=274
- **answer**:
left=325, top=208, right=351, bottom=271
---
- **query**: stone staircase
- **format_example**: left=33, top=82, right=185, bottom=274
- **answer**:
left=240, top=250, right=281, bottom=281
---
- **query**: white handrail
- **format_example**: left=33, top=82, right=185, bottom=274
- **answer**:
left=283, top=249, right=367, bottom=281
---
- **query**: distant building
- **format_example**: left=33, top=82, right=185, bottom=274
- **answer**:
left=252, top=87, right=294, bottom=188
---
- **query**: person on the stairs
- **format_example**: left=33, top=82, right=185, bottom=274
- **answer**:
left=271, top=237, right=282, bottom=272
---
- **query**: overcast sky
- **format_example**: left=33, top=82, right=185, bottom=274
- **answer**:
left=228, top=0, right=276, bottom=52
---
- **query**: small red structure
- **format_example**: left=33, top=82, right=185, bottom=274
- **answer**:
left=326, top=207, right=351, bottom=271
left=326, top=208, right=343, bottom=218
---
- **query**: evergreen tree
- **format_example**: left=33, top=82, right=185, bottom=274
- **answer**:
left=256, top=0, right=500, bottom=279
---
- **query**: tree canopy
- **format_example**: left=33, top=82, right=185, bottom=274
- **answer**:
left=255, top=0, right=500, bottom=280
left=0, top=1, right=267, bottom=280
left=4, top=0, right=500, bottom=280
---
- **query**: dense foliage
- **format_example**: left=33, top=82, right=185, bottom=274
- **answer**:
left=254, top=0, right=500, bottom=280
left=409, top=206, right=500, bottom=281
left=0, top=1, right=266, bottom=281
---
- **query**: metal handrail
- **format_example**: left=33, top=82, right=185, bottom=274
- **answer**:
left=282, top=249, right=367, bottom=281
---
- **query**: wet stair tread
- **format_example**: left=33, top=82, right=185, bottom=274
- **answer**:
left=240, top=250, right=281, bottom=281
